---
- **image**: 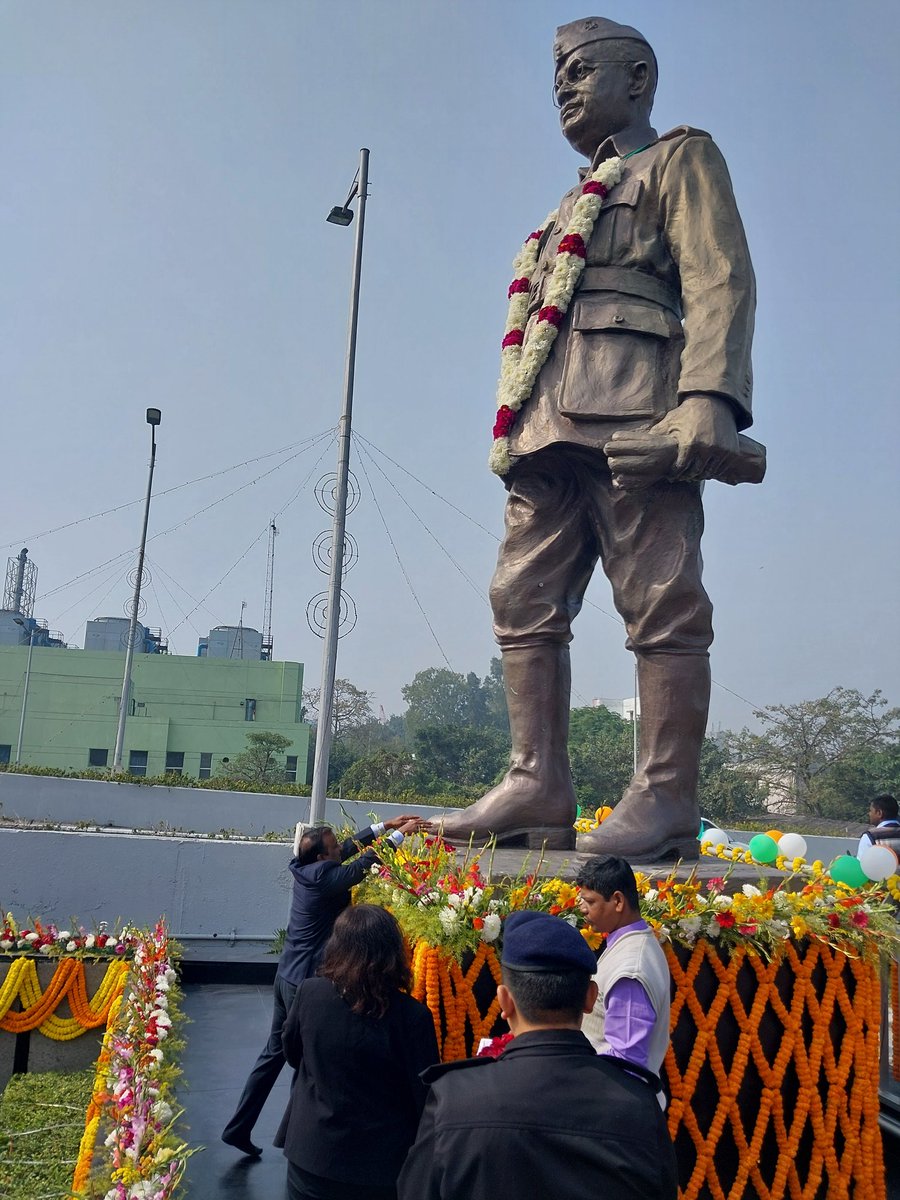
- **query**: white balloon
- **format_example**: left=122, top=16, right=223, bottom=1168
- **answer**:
left=859, top=844, right=899, bottom=882
left=700, top=828, right=729, bottom=849
left=777, top=833, right=808, bottom=860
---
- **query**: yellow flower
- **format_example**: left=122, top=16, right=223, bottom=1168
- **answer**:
left=580, top=927, right=604, bottom=950
left=790, top=916, right=808, bottom=939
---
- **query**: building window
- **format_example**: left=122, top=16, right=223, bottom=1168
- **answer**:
left=165, top=752, right=184, bottom=774
left=88, top=748, right=109, bottom=768
left=244, top=698, right=257, bottom=722
left=199, top=752, right=213, bottom=780
left=128, top=750, right=148, bottom=777
left=284, top=755, right=298, bottom=783
left=0, top=745, right=10, bottom=765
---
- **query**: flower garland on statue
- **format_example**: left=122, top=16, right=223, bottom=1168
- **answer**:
left=489, top=155, right=625, bottom=475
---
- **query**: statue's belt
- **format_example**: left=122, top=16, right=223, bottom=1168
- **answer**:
left=576, top=266, right=683, bottom=319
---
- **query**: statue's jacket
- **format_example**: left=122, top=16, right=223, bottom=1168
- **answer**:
left=509, top=122, right=756, bottom=460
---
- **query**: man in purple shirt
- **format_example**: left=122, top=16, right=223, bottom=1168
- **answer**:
left=576, top=855, right=671, bottom=1075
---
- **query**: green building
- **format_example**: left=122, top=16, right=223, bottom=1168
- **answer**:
left=0, top=643, right=309, bottom=781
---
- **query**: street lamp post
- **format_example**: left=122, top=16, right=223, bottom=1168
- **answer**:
left=12, top=617, right=36, bottom=766
left=309, top=148, right=369, bottom=825
left=112, top=408, right=161, bottom=773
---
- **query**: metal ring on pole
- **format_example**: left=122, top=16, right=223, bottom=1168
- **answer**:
left=315, top=471, right=360, bottom=516
left=123, top=594, right=148, bottom=620
left=126, top=566, right=151, bottom=590
left=306, top=591, right=357, bottom=639
left=312, top=530, right=358, bottom=575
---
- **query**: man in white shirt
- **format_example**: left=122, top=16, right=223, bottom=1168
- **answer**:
left=857, top=794, right=900, bottom=858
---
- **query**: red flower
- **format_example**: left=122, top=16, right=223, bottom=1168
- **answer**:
left=493, top=405, right=517, bottom=438
left=715, top=912, right=735, bottom=928
left=851, top=910, right=869, bottom=929
left=738, top=924, right=757, bottom=936
left=501, top=329, right=524, bottom=349
left=557, top=233, right=586, bottom=258
left=507, top=277, right=531, bottom=298
left=526, top=229, right=545, bottom=243
left=827, top=913, right=842, bottom=929
left=706, top=878, right=725, bottom=894
left=537, top=305, right=564, bottom=327
left=582, top=180, right=609, bottom=197
left=472, top=917, right=485, bottom=930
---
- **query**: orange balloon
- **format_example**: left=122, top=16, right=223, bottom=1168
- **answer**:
left=597, top=806, right=613, bottom=822
left=765, top=829, right=783, bottom=843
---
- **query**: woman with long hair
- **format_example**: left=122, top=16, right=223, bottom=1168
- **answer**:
left=279, top=903, right=439, bottom=1200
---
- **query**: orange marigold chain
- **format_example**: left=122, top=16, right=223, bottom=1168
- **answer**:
left=0, top=957, right=128, bottom=1037
left=664, top=940, right=885, bottom=1200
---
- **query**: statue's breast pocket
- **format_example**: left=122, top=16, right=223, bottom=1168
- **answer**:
left=557, top=299, right=680, bottom=421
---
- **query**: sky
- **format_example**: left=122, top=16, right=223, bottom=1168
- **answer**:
left=2, top=0, right=899, bottom=733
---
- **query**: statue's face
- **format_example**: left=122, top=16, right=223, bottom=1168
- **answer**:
left=554, top=50, right=636, bottom=158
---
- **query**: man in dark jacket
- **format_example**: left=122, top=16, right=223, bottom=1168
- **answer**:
left=398, top=910, right=677, bottom=1200
left=222, top=815, right=421, bottom=1156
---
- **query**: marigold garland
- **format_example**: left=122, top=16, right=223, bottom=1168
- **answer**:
left=0, top=957, right=129, bottom=1038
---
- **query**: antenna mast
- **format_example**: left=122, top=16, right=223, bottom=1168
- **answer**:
left=262, top=519, right=278, bottom=660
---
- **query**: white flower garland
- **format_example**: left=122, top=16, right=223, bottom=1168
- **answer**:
left=489, top=155, right=625, bottom=475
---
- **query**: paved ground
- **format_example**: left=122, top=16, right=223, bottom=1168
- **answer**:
left=178, top=982, right=900, bottom=1199
left=179, top=983, right=290, bottom=1199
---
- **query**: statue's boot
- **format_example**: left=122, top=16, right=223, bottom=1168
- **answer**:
left=576, top=652, right=708, bottom=861
left=428, top=644, right=577, bottom=850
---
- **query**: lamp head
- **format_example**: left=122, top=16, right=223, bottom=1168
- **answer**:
left=146, top=408, right=162, bottom=427
left=326, top=205, right=354, bottom=227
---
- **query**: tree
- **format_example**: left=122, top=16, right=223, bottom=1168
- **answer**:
left=726, top=688, right=900, bottom=819
left=567, top=705, right=635, bottom=810
left=302, top=678, right=374, bottom=742
left=695, top=737, right=765, bottom=822
left=341, top=748, right=417, bottom=796
left=411, top=724, right=511, bottom=796
left=223, top=730, right=294, bottom=786
left=402, top=668, right=484, bottom=733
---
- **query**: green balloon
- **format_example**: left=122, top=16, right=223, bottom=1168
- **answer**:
left=748, top=833, right=779, bottom=864
left=828, top=855, right=868, bottom=889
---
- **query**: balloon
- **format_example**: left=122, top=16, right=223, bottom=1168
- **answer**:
left=749, top=833, right=779, bottom=863
left=765, top=829, right=783, bottom=843
left=700, top=827, right=729, bottom=849
left=828, top=855, right=868, bottom=889
left=597, top=806, right=613, bottom=823
left=777, top=833, right=808, bottom=860
left=859, top=844, right=899, bottom=882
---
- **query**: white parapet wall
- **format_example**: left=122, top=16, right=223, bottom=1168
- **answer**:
left=0, top=772, right=440, bottom=837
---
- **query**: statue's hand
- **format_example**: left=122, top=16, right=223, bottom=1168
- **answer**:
left=604, top=394, right=740, bottom=489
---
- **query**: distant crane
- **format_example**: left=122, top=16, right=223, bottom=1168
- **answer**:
left=262, top=519, right=278, bottom=660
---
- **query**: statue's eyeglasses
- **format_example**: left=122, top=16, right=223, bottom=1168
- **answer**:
left=552, top=60, right=637, bottom=108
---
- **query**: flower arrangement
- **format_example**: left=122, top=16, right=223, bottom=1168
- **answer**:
left=636, top=861, right=898, bottom=959
left=355, top=834, right=602, bottom=957
left=1, top=913, right=139, bottom=959
left=71, top=920, right=192, bottom=1200
left=356, top=832, right=899, bottom=964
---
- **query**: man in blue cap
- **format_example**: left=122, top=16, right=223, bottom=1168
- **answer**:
left=398, top=911, right=677, bottom=1200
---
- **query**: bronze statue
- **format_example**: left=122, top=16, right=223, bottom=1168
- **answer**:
left=429, top=17, right=764, bottom=859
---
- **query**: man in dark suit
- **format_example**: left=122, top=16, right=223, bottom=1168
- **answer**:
left=398, top=911, right=678, bottom=1200
left=222, top=816, right=421, bottom=1156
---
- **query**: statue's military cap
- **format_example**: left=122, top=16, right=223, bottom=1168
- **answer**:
left=501, top=911, right=597, bottom=974
left=554, top=17, right=654, bottom=66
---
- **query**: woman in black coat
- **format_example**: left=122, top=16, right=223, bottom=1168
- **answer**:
left=279, top=904, right=440, bottom=1200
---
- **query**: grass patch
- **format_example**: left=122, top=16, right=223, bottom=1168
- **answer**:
left=0, top=1067, right=93, bottom=1200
